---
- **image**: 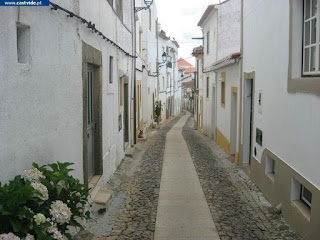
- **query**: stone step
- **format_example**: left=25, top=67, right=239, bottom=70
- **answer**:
left=125, top=147, right=135, bottom=158
left=93, top=189, right=113, bottom=205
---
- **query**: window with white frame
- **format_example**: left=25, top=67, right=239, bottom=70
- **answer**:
left=303, top=0, right=319, bottom=75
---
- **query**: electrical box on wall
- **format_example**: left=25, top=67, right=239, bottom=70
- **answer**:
left=256, top=128, right=263, bottom=146
left=118, top=114, right=122, bottom=131
left=258, top=89, right=263, bottom=114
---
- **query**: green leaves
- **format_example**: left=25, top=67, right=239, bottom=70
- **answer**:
left=0, top=162, right=91, bottom=240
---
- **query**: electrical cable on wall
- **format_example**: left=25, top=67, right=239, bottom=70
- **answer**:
left=50, top=2, right=136, bottom=59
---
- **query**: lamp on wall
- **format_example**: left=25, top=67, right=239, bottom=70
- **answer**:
left=162, top=52, right=167, bottom=62
left=135, top=0, right=154, bottom=12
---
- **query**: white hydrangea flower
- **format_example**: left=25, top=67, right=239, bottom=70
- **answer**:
left=47, top=223, right=67, bottom=240
left=0, top=232, right=20, bottom=240
left=49, top=200, right=72, bottom=225
left=31, top=182, right=49, bottom=201
left=21, top=168, right=45, bottom=182
left=57, top=180, right=66, bottom=189
left=24, top=234, right=35, bottom=240
left=34, top=213, right=46, bottom=225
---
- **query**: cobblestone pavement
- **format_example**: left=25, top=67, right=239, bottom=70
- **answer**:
left=81, top=116, right=182, bottom=239
left=182, top=116, right=302, bottom=240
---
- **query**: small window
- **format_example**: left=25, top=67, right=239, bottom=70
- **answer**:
left=265, top=155, right=275, bottom=182
left=116, top=0, right=123, bottom=21
left=207, top=31, right=210, bottom=54
left=291, top=177, right=312, bottom=221
left=119, top=77, right=124, bottom=106
left=221, top=72, right=226, bottom=106
left=149, top=9, right=152, bottom=31
left=303, top=0, right=319, bottom=75
left=206, top=77, right=209, bottom=98
left=109, top=56, right=113, bottom=84
left=17, top=23, right=30, bottom=64
left=301, top=185, right=312, bottom=208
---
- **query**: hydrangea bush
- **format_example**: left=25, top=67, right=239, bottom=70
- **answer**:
left=0, top=162, right=91, bottom=240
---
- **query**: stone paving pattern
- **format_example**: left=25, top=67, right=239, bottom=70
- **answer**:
left=182, top=116, right=302, bottom=240
left=77, top=114, right=302, bottom=240
left=81, top=116, right=182, bottom=239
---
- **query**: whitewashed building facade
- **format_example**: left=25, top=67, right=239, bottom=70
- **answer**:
left=0, top=0, right=135, bottom=193
left=241, top=1, right=320, bottom=239
left=197, top=0, right=241, bottom=162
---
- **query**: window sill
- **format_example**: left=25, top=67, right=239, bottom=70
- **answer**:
left=291, top=200, right=311, bottom=222
left=288, top=77, right=320, bottom=96
left=266, top=172, right=275, bottom=183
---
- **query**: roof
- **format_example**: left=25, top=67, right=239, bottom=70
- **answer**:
left=198, top=0, right=231, bottom=27
left=182, top=80, right=194, bottom=89
left=212, top=52, right=241, bottom=66
left=192, top=46, right=204, bottom=55
left=198, top=5, right=215, bottom=27
left=204, top=52, right=241, bottom=72
left=185, top=66, right=196, bottom=74
left=178, top=58, right=193, bottom=70
left=159, top=30, right=170, bottom=40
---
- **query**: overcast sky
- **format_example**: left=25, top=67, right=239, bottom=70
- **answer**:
left=156, top=0, right=223, bottom=65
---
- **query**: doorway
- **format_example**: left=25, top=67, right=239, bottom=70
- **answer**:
left=84, top=64, right=102, bottom=183
left=124, top=82, right=129, bottom=146
left=230, top=89, right=238, bottom=157
left=87, top=66, right=95, bottom=180
left=243, top=79, right=253, bottom=165
left=211, top=86, right=216, bottom=140
left=82, top=42, right=103, bottom=186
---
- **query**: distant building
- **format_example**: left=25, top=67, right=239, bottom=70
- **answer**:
left=197, top=0, right=241, bottom=162
left=178, top=58, right=196, bottom=113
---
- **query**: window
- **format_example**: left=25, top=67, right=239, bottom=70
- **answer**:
left=163, top=76, right=165, bottom=90
left=149, top=9, right=152, bottom=31
left=265, top=155, right=275, bottom=182
left=206, top=77, right=209, bottom=98
left=109, top=56, right=113, bottom=84
left=116, top=0, right=123, bottom=21
left=288, top=0, right=320, bottom=95
left=221, top=72, right=226, bottom=107
left=196, top=59, right=199, bottom=89
left=303, top=0, right=319, bottom=75
left=17, top=23, right=30, bottom=64
left=119, top=77, right=124, bottom=106
left=207, top=31, right=210, bottom=54
left=291, top=177, right=312, bottom=220
left=139, top=27, right=142, bottom=55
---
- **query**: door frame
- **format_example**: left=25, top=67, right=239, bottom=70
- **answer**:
left=82, top=42, right=103, bottom=186
left=211, top=86, right=216, bottom=140
left=241, top=72, right=255, bottom=166
left=230, top=87, right=238, bottom=157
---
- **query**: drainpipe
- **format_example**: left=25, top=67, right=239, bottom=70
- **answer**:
left=172, top=50, right=176, bottom=115
left=239, top=0, right=244, bottom=164
left=132, top=0, right=137, bottom=145
left=156, top=22, right=160, bottom=125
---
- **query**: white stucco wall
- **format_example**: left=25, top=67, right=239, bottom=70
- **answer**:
left=243, top=0, right=320, bottom=189
left=200, top=0, right=241, bottom=143
left=0, top=3, right=83, bottom=182
left=0, top=0, right=134, bottom=185
left=216, top=63, right=241, bottom=152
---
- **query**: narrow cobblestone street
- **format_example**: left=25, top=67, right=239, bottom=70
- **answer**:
left=81, top=113, right=301, bottom=240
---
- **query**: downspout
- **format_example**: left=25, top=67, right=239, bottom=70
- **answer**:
left=132, top=0, right=137, bottom=145
left=156, top=21, right=160, bottom=122
left=172, top=49, right=176, bottom=115
left=239, top=0, right=244, bottom=164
